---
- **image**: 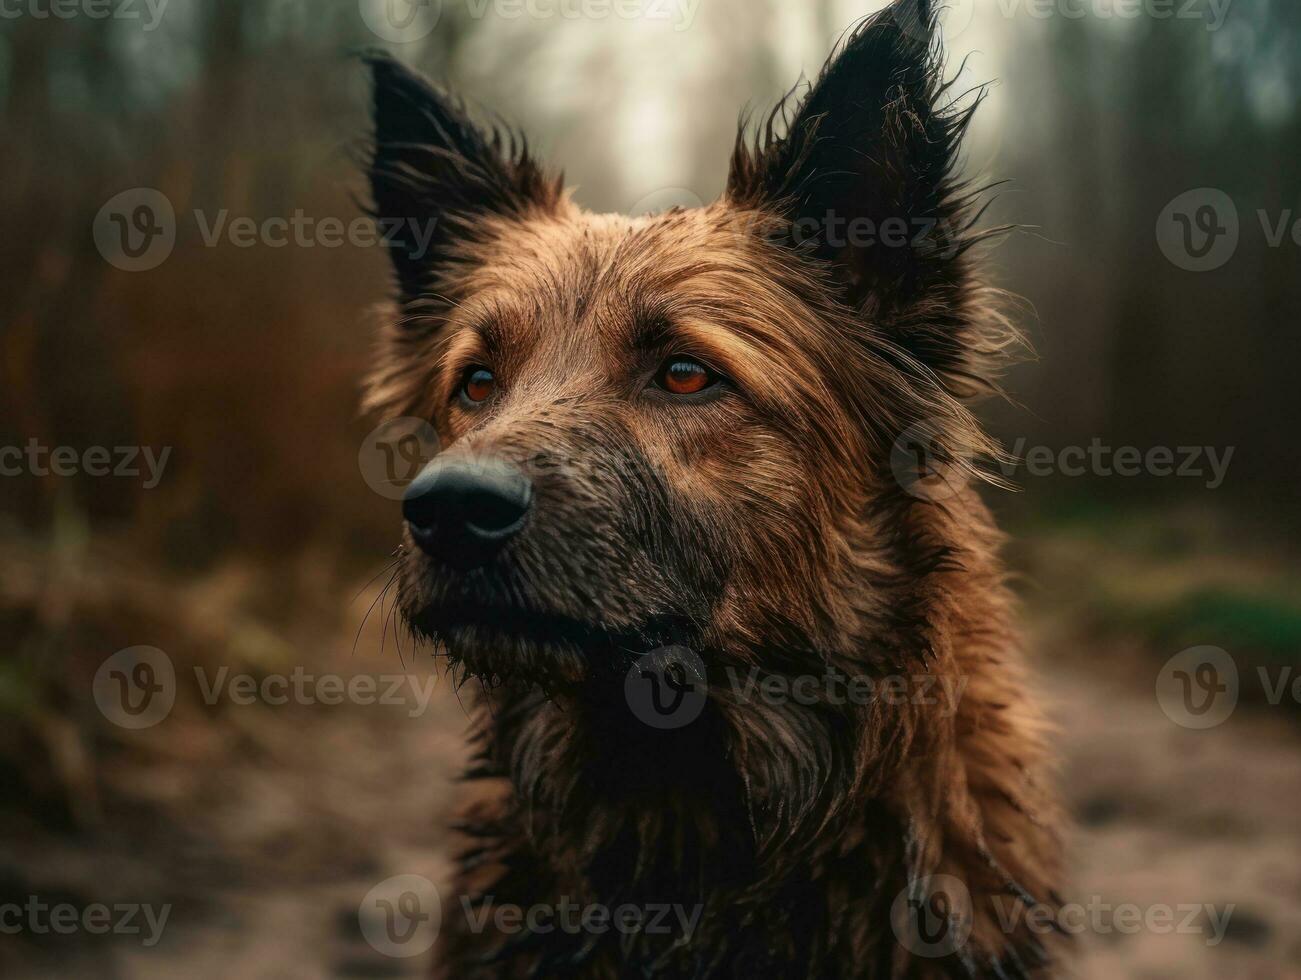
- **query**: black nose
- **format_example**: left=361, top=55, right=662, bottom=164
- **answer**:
left=402, top=456, right=532, bottom=567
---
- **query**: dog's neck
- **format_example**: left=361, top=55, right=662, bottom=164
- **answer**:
left=469, top=651, right=892, bottom=901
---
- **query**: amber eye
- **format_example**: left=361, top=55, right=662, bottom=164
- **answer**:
left=655, top=358, right=715, bottom=395
left=460, top=367, right=495, bottom=405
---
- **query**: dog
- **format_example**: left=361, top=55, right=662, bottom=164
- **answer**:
left=362, top=0, right=1064, bottom=975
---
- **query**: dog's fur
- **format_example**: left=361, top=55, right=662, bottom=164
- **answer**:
left=361, top=1, right=1064, bottom=975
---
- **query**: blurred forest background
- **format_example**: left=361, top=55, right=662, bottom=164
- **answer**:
left=1, top=1, right=1300, bottom=977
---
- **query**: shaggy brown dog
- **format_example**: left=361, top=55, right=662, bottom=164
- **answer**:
left=362, top=0, right=1064, bottom=975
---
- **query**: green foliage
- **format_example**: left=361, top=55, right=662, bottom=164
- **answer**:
left=1141, top=589, right=1301, bottom=668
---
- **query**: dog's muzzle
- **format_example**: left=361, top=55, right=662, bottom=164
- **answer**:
left=403, top=456, right=533, bottom=569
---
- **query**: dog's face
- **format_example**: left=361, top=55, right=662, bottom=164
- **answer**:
left=387, top=203, right=883, bottom=688
left=366, top=0, right=1000, bottom=717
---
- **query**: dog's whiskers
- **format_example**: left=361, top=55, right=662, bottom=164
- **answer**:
left=351, top=559, right=403, bottom=660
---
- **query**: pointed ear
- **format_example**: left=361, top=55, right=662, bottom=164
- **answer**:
left=365, top=53, right=560, bottom=303
left=727, top=0, right=999, bottom=391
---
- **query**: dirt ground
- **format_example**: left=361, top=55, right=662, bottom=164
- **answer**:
left=1, top=575, right=1298, bottom=979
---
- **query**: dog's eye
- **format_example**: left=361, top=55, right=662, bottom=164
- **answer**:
left=459, top=366, right=496, bottom=405
left=654, top=358, right=716, bottom=396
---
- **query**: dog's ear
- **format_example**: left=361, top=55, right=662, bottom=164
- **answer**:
left=727, top=0, right=996, bottom=390
left=365, top=53, right=559, bottom=302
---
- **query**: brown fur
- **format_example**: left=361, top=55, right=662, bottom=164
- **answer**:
left=361, top=1, right=1064, bottom=976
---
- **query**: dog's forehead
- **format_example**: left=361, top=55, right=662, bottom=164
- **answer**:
left=455, top=203, right=754, bottom=342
